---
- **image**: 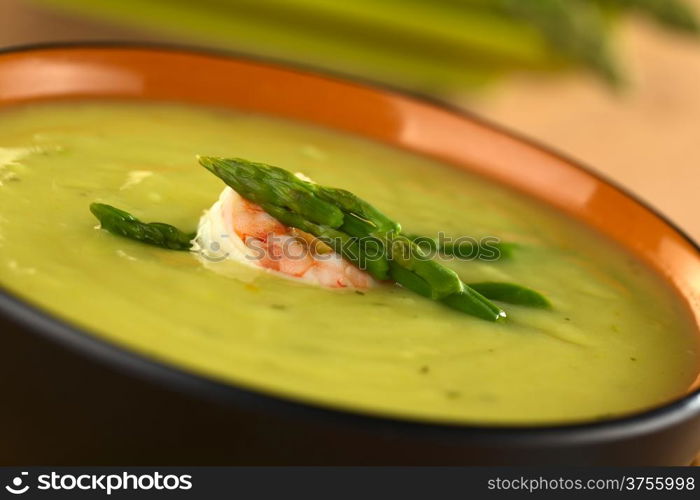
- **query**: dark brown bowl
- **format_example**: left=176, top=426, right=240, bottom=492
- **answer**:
left=1, top=44, right=699, bottom=465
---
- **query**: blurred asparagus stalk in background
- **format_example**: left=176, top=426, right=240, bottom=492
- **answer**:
left=496, top=0, right=621, bottom=85
left=34, top=0, right=699, bottom=92
left=603, top=0, right=699, bottom=32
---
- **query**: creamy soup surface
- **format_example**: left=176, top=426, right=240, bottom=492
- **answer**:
left=0, top=101, right=697, bottom=424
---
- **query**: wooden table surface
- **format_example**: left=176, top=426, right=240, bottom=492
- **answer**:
left=1, top=0, right=699, bottom=464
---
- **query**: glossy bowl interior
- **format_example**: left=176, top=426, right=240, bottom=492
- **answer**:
left=1, top=45, right=699, bottom=452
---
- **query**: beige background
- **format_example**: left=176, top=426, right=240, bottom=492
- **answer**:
left=1, top=0, right=698, bottom=240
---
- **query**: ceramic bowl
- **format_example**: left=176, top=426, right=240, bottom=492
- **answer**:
left=1, top=45, right=698, bottom=465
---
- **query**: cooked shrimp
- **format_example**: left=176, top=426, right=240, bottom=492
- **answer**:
left=195, top=187, right=374, bottom=289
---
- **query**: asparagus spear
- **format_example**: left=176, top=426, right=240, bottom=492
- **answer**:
left=340, top=212, right=380, bottom=238
left=200, top=156, right=505, bottom=317
left=240, top=0, right=558, bottom=66
left=387, top=235, right=463, bottom=300
left=199, top=157, right=344, bottom=227
left=406, top=234, right=518, bottom=260
left=315, top=186, right=400, bottom=235
left=35, top=0, right=699, bottom=90
left=602, top=0, right=699, bottom=33
left=337, top=214, right=392, bottom=280
left=389, top=262, right=506, bottom=321
left=202, top=157, right=461, bottom=299
left=468, top=282, right=551, bottom=308
left=90, top=203, right=195, bottom=251
left=33, top=0, right=510, bottom=91
left=199, top=156, right=556, bottom=320
left=442, top=285, right=508, bottom=321
left=499, top=0, right=622, bottom=85
left=200, top=156, right=400, bottom=235
left=448, top=241, right=518, bottom=260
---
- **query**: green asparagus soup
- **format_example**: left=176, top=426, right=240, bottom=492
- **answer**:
left=0, top=101, right=697, bottom=424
